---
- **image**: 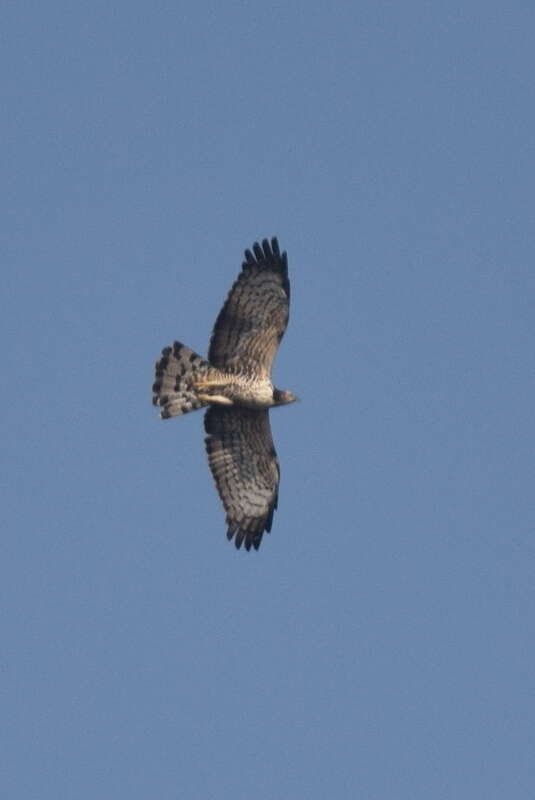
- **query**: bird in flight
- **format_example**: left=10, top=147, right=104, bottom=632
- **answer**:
left=152, top=237, right=296, bottom=551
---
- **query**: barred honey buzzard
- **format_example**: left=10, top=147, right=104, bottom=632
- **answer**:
left=152, top=237, right=296, bottom=551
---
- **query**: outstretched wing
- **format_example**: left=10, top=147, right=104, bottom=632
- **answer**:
left=208, top=237, right=290, bottom=379
left=204, top=406, right=280, bottom=551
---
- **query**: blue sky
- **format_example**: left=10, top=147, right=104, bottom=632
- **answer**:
left=2, top=2, right=534, bottom=798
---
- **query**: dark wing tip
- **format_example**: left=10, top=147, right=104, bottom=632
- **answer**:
left=234, top=530, right=246, bottom=550
left=241, top=236, right=289, bottom=298
left=230, top=529, right=265, bottom=551
left=226, top=518, right=271, bottom=551
left=242, top=236, right=285, bottom=269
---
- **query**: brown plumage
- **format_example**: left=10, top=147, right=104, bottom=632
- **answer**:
left=152, top=237, right=296, bottom=551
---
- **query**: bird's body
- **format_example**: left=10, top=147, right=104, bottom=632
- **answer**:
left=152, top=237, right=295, bottom=551
left=195, top=371, right=276, bottom=409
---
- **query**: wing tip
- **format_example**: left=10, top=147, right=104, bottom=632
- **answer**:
left=225, top=517, right=274, bottom=551
left=242, top=235, right=287, bottom=275
left=228, top=528, right=267, bottom=552
left=241, top=236, right=289, bottom=300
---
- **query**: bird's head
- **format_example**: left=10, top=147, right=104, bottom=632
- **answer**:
left=272, top=388, right=298, bottom=406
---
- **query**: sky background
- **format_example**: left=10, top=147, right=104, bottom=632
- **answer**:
left=2, top=2, right=535, bottom=798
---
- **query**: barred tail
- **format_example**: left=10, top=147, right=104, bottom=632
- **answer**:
left=152, top=341, right=211, bottom=418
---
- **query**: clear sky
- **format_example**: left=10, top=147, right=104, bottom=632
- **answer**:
left=2, top=2, right=534, bottom=798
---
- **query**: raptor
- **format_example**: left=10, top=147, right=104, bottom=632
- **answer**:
left=152, top=237, right=296, bottom=551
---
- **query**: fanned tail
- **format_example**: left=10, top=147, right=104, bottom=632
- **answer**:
left=152, top=341, right=211, bottom=418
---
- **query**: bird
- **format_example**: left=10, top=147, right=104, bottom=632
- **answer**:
left=152, top=237, right=296, bottom=551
